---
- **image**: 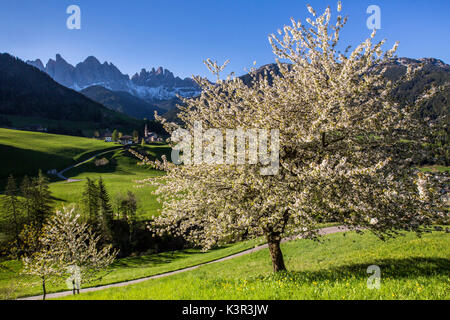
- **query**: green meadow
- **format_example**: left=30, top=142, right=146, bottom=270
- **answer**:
left=0, top=238, right=260, bottom=299
left=49, top=145, right=170, bottom=220
left=0, top=128, right=448, bottom=301
left=0, top=128, right=117, bottom=188
left=0, top=128, right=170, bottom=219
left=60, top=230, right=450, bottom=300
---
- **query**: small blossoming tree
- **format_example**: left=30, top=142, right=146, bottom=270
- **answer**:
left=21, top=223, right=62, bottom=300
left=41, top=207, right=118, bottom=294
left=148, top=2, right=444, bottom=272
left=22, top=207, right=118, bottom=298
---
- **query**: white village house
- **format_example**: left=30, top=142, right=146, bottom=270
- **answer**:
left=104, top=134, right=112, bottom=142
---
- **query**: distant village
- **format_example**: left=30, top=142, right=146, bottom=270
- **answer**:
left=99, top=124, right=164, bottom=145
left=0, top=120, right=165, bottom=145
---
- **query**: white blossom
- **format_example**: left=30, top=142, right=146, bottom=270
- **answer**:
left=144, top=2, right=444, bottom=270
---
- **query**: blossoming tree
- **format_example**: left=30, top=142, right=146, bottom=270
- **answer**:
left=149, top=2, right=443, bottom=272
left=22, top=207, right=118, bottom=298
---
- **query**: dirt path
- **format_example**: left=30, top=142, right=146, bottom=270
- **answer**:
left=18, top=225, right=352, bottom=300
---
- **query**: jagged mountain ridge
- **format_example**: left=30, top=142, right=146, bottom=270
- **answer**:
left=27, top=54, right=201, bottom=101
left=26, top=55, right=448, bottom=121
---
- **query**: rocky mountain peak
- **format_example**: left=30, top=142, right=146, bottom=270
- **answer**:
left=83, top=55, right=101, bottom=66
left=26, top=54, right=201, bottom=101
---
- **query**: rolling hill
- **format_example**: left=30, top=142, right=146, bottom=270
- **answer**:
left=0, top=128, right=118, bottom=187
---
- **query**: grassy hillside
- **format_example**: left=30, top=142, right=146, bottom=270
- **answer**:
left=49, top=145, right=170, bottom=220
left=61, top=230, right=449, bottom=300
left=0, top=128, right=120, bottom=189
left=0, top=238, right=260, bottom=299
left=0, top=127, right=171, bottom=216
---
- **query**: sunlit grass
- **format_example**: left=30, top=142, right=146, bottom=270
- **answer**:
left=61, top=230, right=449, bottom=300
left=49, top=145, right=169, bottom=220
left=0, top=238, right=261, bottom=300
left=0, top=128, right=117, bottom=188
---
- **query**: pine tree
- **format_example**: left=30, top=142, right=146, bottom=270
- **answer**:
left=97, top=177, right=113, bottom=242
left=1, top=175, right=23, bottom=250
left=82, top=178, right=99, bottom=223
left=20, top=175, right=32, bottom=222
left=29, top=170, right=53, bottom=230
left=117, top=191, right=138, bottom=246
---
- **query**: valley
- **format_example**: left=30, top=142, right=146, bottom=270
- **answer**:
left=0, top=128, right=170, bottom=219
left=0, top=0, right=448, bottom=304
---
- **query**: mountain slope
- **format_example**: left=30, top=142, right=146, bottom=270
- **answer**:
left=382, top=58, right=450, bottom=120
left=164, top=57, right=449, bottom=123
left=242, top=58, right=449, bottom=120
left=80, top=85, right=166, bottom=119
left=0, top=53, right=138, bottom=127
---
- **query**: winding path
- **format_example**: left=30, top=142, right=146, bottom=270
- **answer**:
left=56, top=147, right=123, bottom=181
left=18, top=225, right=352, bottom=300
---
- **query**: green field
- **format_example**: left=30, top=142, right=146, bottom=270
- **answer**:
left=59, top=230, right=449, bottom=300
left=49, top=145, right=169, bottom=220
left=0, top=128, right=119, bottom=188
left=0, top=128, right=448, bottom=301
left=0, top=238, right=261, bottom=299
left=0, top=128, right=170, bottom=219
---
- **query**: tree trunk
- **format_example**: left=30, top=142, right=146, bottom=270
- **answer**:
left=267, top=234, right=286, bottom=272
left=42, top=278, right=46, bottom=301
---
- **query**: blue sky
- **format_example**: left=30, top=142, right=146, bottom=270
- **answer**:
left=1, top=0, right=449, bottom=79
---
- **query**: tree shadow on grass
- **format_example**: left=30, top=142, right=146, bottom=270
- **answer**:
left=50, top=195, right=67, bottom=202
left=111, top=246, right=230, bottom=269
left=268, top=257, right=450, bottom=283
left=112, top=250, right=204, bottom=268
left=65, top=158, right=119, bottom=178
